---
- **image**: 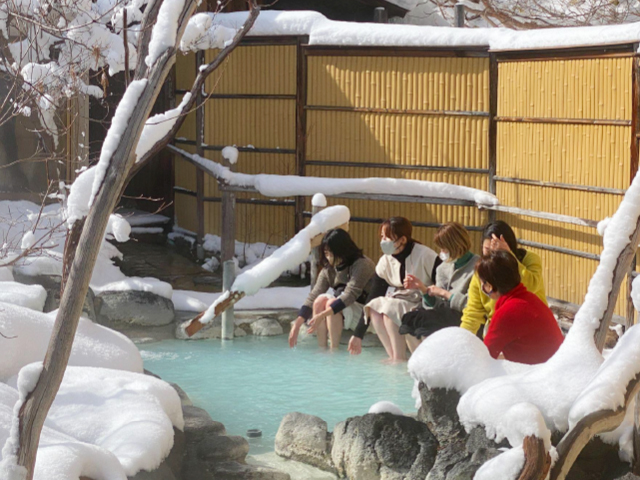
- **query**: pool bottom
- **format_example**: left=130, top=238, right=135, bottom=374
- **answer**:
left=139, top=335, right=416, bottom=454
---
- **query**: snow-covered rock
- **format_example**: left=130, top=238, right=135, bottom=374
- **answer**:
left=0, top=282, right=46, bottom=311
left=0, top=302, right=143, bottom=382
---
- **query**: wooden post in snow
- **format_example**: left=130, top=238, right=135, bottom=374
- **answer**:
left=221, top=259, right=235, bottom=340
left=220, top=149, right=237, bottom=339
left=310, top=194, right=327, bottom=288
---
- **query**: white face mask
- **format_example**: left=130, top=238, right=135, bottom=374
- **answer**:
left=439, top=251, right=450, bottom=262
left=380, top=239, right=397, bottom=256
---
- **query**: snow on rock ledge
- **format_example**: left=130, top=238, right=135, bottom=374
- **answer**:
left=0, top=282, right=47, bottom=311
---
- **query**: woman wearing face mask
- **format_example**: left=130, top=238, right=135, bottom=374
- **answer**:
left=348, top=217, right=439, bottom=362
left=399, top=222, right=479, bottom=352
left=289, top=228, right=375, bottom=350
left=460, top=220, right=547, bottom=336
left=477, top=251, right=563, bottom=364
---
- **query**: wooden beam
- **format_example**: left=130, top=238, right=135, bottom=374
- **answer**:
left=173, top=138, right=296, bottom=155
left=496, top=116, right=632, bottom=127
left=494, top=176, right=626, bottom=196
left=483, top=205, right=599, bottom=228
left=306, top=160, right=489, bottom=174
left=305, top=104, right=490, bottom=118
left=517, top=239, right=600, bottom=261
left=304, top=45, right=490, bottom=57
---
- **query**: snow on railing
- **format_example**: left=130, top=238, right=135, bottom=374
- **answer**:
left=169, top=145, right=499, bottom=208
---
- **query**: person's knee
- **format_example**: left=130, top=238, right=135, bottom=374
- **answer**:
left=313, top=296, right=328, bottom=310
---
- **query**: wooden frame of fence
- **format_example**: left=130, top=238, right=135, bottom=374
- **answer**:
left=171, top=36, right=639, bottom=324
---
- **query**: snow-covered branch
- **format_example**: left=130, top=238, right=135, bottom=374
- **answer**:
left=184, top=205, right=350, bottom=336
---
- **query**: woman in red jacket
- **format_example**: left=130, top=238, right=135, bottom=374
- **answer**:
left=476, top=251, right=563, bottom=364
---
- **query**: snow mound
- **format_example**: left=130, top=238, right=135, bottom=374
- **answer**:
left=369, top=401, right=404, bottom=416
left=0, top=302, right=143, bottom=382
left=7, top=366, right=183, bottom=476
left=0, top=282, right=47, bottom=311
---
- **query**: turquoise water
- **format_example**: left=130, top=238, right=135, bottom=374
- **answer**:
left=139, top=335, right=417, bottom=454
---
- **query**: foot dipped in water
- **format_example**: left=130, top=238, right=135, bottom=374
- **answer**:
left=381, top=357, right=407, bottom=365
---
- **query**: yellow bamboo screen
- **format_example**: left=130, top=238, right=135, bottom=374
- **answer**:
left=173, top=45, right=298, bottom=245
left=307, top=56, right=490, bottom=111
left=173, top=43, right=635, bottom=317
left=497, top=57, right=633, bottom=315
left=305, top=55, right=490, bottom=260
left=498, top=58, right=632, bottom=120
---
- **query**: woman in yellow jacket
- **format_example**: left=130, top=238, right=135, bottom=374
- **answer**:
left=460, top=221, right=547, bottom=336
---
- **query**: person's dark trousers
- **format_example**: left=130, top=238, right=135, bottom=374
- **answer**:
left=400, top=306, right=462, bottom=339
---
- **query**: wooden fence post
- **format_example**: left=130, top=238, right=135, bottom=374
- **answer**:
left=195, top=50, right=206, bottom=260
left=488, top=52, right=498, bottom=224
left=310, top=193, right=326, bottom=287
left=295, top=36, right=307, bottom=234
left=628, top=55, right=640, bottom=328
left=221, top=259, right=235, bottom=340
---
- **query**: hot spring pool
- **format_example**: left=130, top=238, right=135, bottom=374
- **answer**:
left=139, top=335, right=417, bottom=454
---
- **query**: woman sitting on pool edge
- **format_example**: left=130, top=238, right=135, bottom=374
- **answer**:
left=400, top=222, right=479, bottom=352
left=461, top=220, right=547, bottom=337
left=477, top=250, right=563, bottom=364
left=348, top=217, right=440, bottom=362
left=289, top=228, right=375, bottom=350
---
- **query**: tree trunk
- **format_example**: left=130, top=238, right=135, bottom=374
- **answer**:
left=14, top=1, right=199, bottom=476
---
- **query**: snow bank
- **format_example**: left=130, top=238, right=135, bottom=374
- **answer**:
left=6, top=366, right=183, bottom=476
left=0, top=387, right=126, bottom=480
left=473, top=446, right=525, bottom=480
left=408, top=328, right=508, bottom=393
left=184, top=149, right=498, bottom=207
left=173, top=286, right=310, bottom=312
left=211, top=10, right=640, bottom=51
left=0, top=282, right=46, bottom=311
left=569, top=324, right=640, bottom=428
left=0, top=302, right=143, bottom=381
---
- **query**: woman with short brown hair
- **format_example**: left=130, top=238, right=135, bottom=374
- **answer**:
left=400, top=222, right=479, bottom=351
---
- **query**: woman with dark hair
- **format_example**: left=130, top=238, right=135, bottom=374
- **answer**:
left=460, top=220, right=547, bottom=336
left=399, top=222, right=479, bottom=351
left=348, top=217, right=439, bottom=362
left=476, top=251, right=563, bottom=364
left=289, top=228, right=375, bottom=350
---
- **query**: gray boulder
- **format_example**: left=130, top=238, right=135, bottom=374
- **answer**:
left=275, top=412, right=335, bottom=473
left=251, top=318, right=284, bottom=336
left=331, top=413, right=438, bottom=480
left=183, top=405, right=226, bottom=445
left=197, top=434, right=249, bottom=463
left=417, top=383, right=465, bottom=445
left=96, top=290, right=175, bottom=326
